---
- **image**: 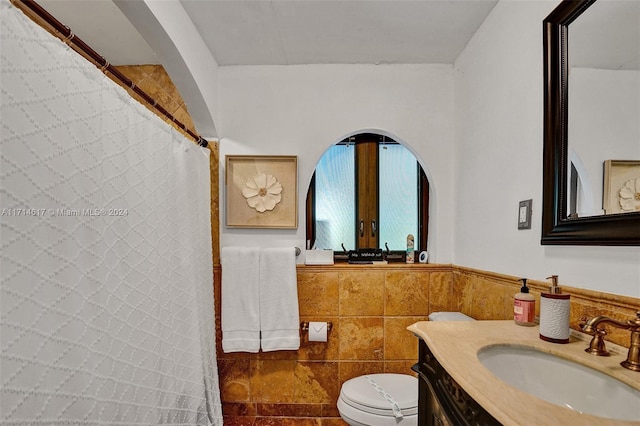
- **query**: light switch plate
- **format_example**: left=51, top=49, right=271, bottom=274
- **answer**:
left=518, top=199, right=532, bottom=229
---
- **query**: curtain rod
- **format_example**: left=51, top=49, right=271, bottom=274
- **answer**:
left=10, top=0, right=209, bottom=148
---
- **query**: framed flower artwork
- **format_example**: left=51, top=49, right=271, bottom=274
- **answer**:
left=225, top=155, right=298, bottom=228
left=603, top=160, right=640, bottom=215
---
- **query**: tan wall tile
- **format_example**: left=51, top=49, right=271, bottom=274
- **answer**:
left=298, top=316, right=339, bottom=361
left=569, top=297, right=635, bottom=347
left=250, top=360, right=297, bottom=403
left=384, top=316, right=424, bottom=360
left=339, top=271, right=385, bottom=316
left=429, top=271, right=453, bottom=314
left=453, top=272, right=474, bottom=315
left=113, top=65, right=195, bottom=133
left=257, top=349, right=299, bottom=361
left=338, top=317, right=384, bottom=360
left=338, top=361, right=385, bottom=383
left=218, top=359, right=251, bottom=402
left=298, top=272, right=340, bottom=316
left=384, top=360, right=416, bottom=376
left=384, top=271, right=429, bottom=316
left=294, top=362, right=340, bottom=403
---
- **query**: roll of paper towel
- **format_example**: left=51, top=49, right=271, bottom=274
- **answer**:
left=308, top=321, right=328, bottom=342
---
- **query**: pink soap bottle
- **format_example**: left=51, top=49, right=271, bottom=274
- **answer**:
left=514, top=278, right=535, bottom=326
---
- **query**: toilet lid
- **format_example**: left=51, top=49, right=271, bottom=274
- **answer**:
left=340, top=373, right=418, bottom=417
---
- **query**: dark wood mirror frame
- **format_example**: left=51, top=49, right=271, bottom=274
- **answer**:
left=542, top=0, right=640, bottom=245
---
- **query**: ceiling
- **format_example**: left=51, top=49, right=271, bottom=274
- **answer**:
left=30, top=0, right=638, bottom=139
left=36, top=0, right=499, bottom=66
left=570, top=0, right=640, bottom=71
left=36, top=0, right=639, bottom=70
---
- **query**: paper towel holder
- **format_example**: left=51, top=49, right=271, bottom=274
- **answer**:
left=300, top=321, right=333, bottom=332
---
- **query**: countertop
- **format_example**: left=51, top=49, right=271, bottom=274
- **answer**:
left=407, top=320, right=640, bottom=426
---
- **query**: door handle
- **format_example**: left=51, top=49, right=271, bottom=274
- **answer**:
left=371, top=219, right=377, bottom=237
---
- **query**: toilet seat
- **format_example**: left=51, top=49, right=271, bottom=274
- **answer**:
left=338, top=373, right=418, bottom=426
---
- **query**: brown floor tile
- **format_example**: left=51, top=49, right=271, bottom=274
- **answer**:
left=253, top=417, right=321, bottom=426
left=222, top=402, right=257, bottom=417
left=223, top=415, right=255, bottom=426
left=257, top=403, right=322, bottom=417
left=321, top=418, right=349, bottom=426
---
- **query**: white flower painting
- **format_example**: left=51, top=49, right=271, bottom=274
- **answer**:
left=618, top=178, right=640, bottom=212
left=241, top=172, right=283, bottom=212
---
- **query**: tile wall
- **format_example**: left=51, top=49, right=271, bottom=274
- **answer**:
left=214, top=264, right=452, bottom=425
left=113, top=65, right=196, bottom=139
left=214, top=264, right=640, bottom=425
left=452, top=266, right=640, bottom=348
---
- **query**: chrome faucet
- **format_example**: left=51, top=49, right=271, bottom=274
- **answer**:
left=581, top=311, right=640, bottom=372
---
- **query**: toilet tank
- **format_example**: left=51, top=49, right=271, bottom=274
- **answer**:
left=428, top=312, right=474, bottom=321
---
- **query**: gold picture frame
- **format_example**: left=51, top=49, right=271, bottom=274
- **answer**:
left=603, top=160, right=640, bottom=215
left=225, top=155, right=298, bottom=228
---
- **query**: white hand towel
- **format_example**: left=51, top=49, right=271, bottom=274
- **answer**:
left=221, top=246, right=260, bottom=352
left=259, top=247, right=300, bottom=351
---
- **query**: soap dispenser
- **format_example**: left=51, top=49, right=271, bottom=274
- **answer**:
left=539, top=275, right=571, bottom=343
left=514, top=278, right=535, bottom=326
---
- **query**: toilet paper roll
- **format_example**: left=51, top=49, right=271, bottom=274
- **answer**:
left=308, top=321, right=328, bottom=342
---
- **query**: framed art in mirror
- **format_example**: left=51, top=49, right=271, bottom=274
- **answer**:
left=225, top=155, right=298, bottom=229
left=541, top=0, right=640, bottom=245
left=603, top=160, right=640, bottom=215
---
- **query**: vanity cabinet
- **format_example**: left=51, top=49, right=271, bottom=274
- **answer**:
left=412, top=339, right=500, bottom=426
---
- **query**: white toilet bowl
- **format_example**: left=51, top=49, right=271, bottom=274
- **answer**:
left=337, top=373, right=418, bottom=426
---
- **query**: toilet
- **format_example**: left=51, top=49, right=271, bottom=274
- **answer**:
left=427, top=311, right=475, bottom=322
left=337, top=373, right=418, bottom=426
left=337, top=312, right=474, bottom=426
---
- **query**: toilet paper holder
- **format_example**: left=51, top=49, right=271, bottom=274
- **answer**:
left=300, top=321, right=333, bottom=332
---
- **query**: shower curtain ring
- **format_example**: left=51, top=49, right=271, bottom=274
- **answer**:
left=99, top=61, right=110, bottom=72
left=63, top=27, right=75, bottom=43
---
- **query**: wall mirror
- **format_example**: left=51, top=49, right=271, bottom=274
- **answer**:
left=542, top=0, right=640, bottom=245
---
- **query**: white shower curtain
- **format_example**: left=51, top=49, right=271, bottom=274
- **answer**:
left=0, top=1, right=222, bottom=424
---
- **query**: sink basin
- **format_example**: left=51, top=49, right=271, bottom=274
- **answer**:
left=477, top=345, right=640, bottom=421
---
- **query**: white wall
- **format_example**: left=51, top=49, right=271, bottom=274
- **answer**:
left=453, top=1, right=640, bottom=297
left=116, top=0, right=220, bottom=138
left=217, top=64, right=455, bottom=262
